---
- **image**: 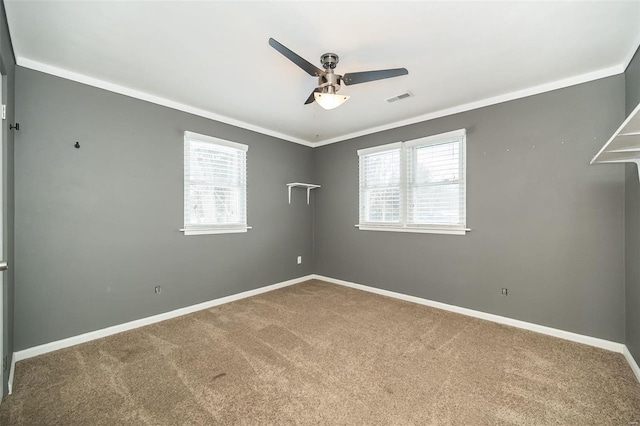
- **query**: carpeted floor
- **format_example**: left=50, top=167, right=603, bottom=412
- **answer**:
left=1, top=279, right=639, bottom=425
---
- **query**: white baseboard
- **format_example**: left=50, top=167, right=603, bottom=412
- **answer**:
left=623, top=346, right=640, bottom=383
left=7, top=356, right=15, bottom=395
left=8, top=274, right=313, bottom=394
left=8, top=273, right=638, bottom=394
left=310, top=274, right=626, bottom=354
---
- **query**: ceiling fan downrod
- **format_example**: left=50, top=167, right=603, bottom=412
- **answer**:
left=319, top=53, right=341, bottom=94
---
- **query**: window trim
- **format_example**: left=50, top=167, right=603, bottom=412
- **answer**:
left=184, top=131, right=248, bottom=152
left=357, top=129, right=468, bottom=236
left=183, top=131, right=249, bottom=236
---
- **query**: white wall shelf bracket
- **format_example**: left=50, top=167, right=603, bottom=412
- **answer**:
left=591, top=102, right=640, bottom=176
left=287, top=182, right=321, bottom=204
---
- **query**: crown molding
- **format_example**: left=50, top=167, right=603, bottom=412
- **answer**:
left=16, top=57, right=315, bottom=147
left=17, top=57, right=629, bottom=149
left=313, top=65, right=624, bottom=147
left=621, top=37, right=640, bottom=73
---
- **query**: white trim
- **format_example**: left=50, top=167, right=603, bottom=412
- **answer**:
left=310, top=274, right=625, bottom=353
left=357, top=141, right=403, bottom=156
left=16, top=58, right=626, bottom=148
left=356, top=225, right=468, bottom=235
left=8, top=356, right=15, bottom=395
left=179, top=226, right=253, bottom=233
left=404, top=128, right=466, bottom=148
left=184, top=131, right=248, bottom=152
left=10, top=275, right=314, bottom=368
left=314, top=65, right=624, bottom=147
left=623, top=346, right=640, bottom=384
left=0, top=70, right=3, bottom=402
left=184, top=132, right=248, bottom=233
left=183, top=227, right=249, bottom=236
left=621, top=39, right=640, bottom=73
left=358, top=133, right=467, bottom=233
left=16, top=57, right=314, bottom=148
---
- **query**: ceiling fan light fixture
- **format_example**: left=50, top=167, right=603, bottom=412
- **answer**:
left=269, top=38, right=408, bottom=108
left=314, top=92, right=350, bottom=110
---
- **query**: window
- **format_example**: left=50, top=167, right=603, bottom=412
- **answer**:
left=183, top=131, right=248, bottom=235
left=358, top=129, right=466, bottom=235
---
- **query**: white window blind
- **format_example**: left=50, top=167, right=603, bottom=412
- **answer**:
left=184, top=131, right=248, bottom=235
left=358, top=130, right=466, bottom=235
left=406, top=134, right=465, bottom=229
left=359, top=143, right=403, bottom=225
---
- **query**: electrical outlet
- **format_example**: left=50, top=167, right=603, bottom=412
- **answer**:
left=154, top=285, right=162, bottom=295
left=297, top=256, right=302, bottom=264
left=501, top=288, right=508, bottom=296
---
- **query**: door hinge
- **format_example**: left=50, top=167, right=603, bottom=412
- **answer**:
left=2, top=105, right=6, bottom=120
left=2, top=356, right=7, bottom=372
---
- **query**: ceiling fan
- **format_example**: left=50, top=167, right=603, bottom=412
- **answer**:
left=269, top=38, right=408, bottom=110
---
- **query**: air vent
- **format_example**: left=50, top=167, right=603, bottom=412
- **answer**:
left=386, top=92, right=413, bottom=103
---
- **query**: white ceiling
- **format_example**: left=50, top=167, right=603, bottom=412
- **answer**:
left=5, top=1, right=640, bottom=146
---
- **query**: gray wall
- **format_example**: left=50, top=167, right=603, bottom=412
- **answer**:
left=9, top=57, right=634, bottom=354
left=0, top=2, right=15, bottom=397
left=314, top=76, right=626, bottom=342
left=625, top=46, right=640, bottom=362
left=626, top=47, right=640, bottom=116
left=14, top=67, right=314, bottom=350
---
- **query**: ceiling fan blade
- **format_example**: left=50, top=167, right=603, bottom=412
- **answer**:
left=342, top=68, right=408, bottom=86
left=269, top=38, right=325, bottom=77
left=304, top=88, right=320, bottom=105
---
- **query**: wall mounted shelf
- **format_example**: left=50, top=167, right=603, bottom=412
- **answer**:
left=591, top=102, right=640, bottom=169
left=287, top=182, right=320, bottom=204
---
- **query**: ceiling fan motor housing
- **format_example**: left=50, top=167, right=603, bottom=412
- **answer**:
left=320, top=53, right=339, bottom=69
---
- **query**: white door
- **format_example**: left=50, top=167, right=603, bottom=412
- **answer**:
left=0, top=76, right=5, bottom=399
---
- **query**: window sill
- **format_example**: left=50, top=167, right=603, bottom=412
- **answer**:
left=180, top=226, right=252, bottom=236
left=356, top=224, right=469, bottom=236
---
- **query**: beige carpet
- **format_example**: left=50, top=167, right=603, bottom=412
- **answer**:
left=1, top=279, right=639, bottom=425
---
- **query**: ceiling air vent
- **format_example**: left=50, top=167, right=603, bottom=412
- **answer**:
left=386, top=92, right=413, bottom=103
